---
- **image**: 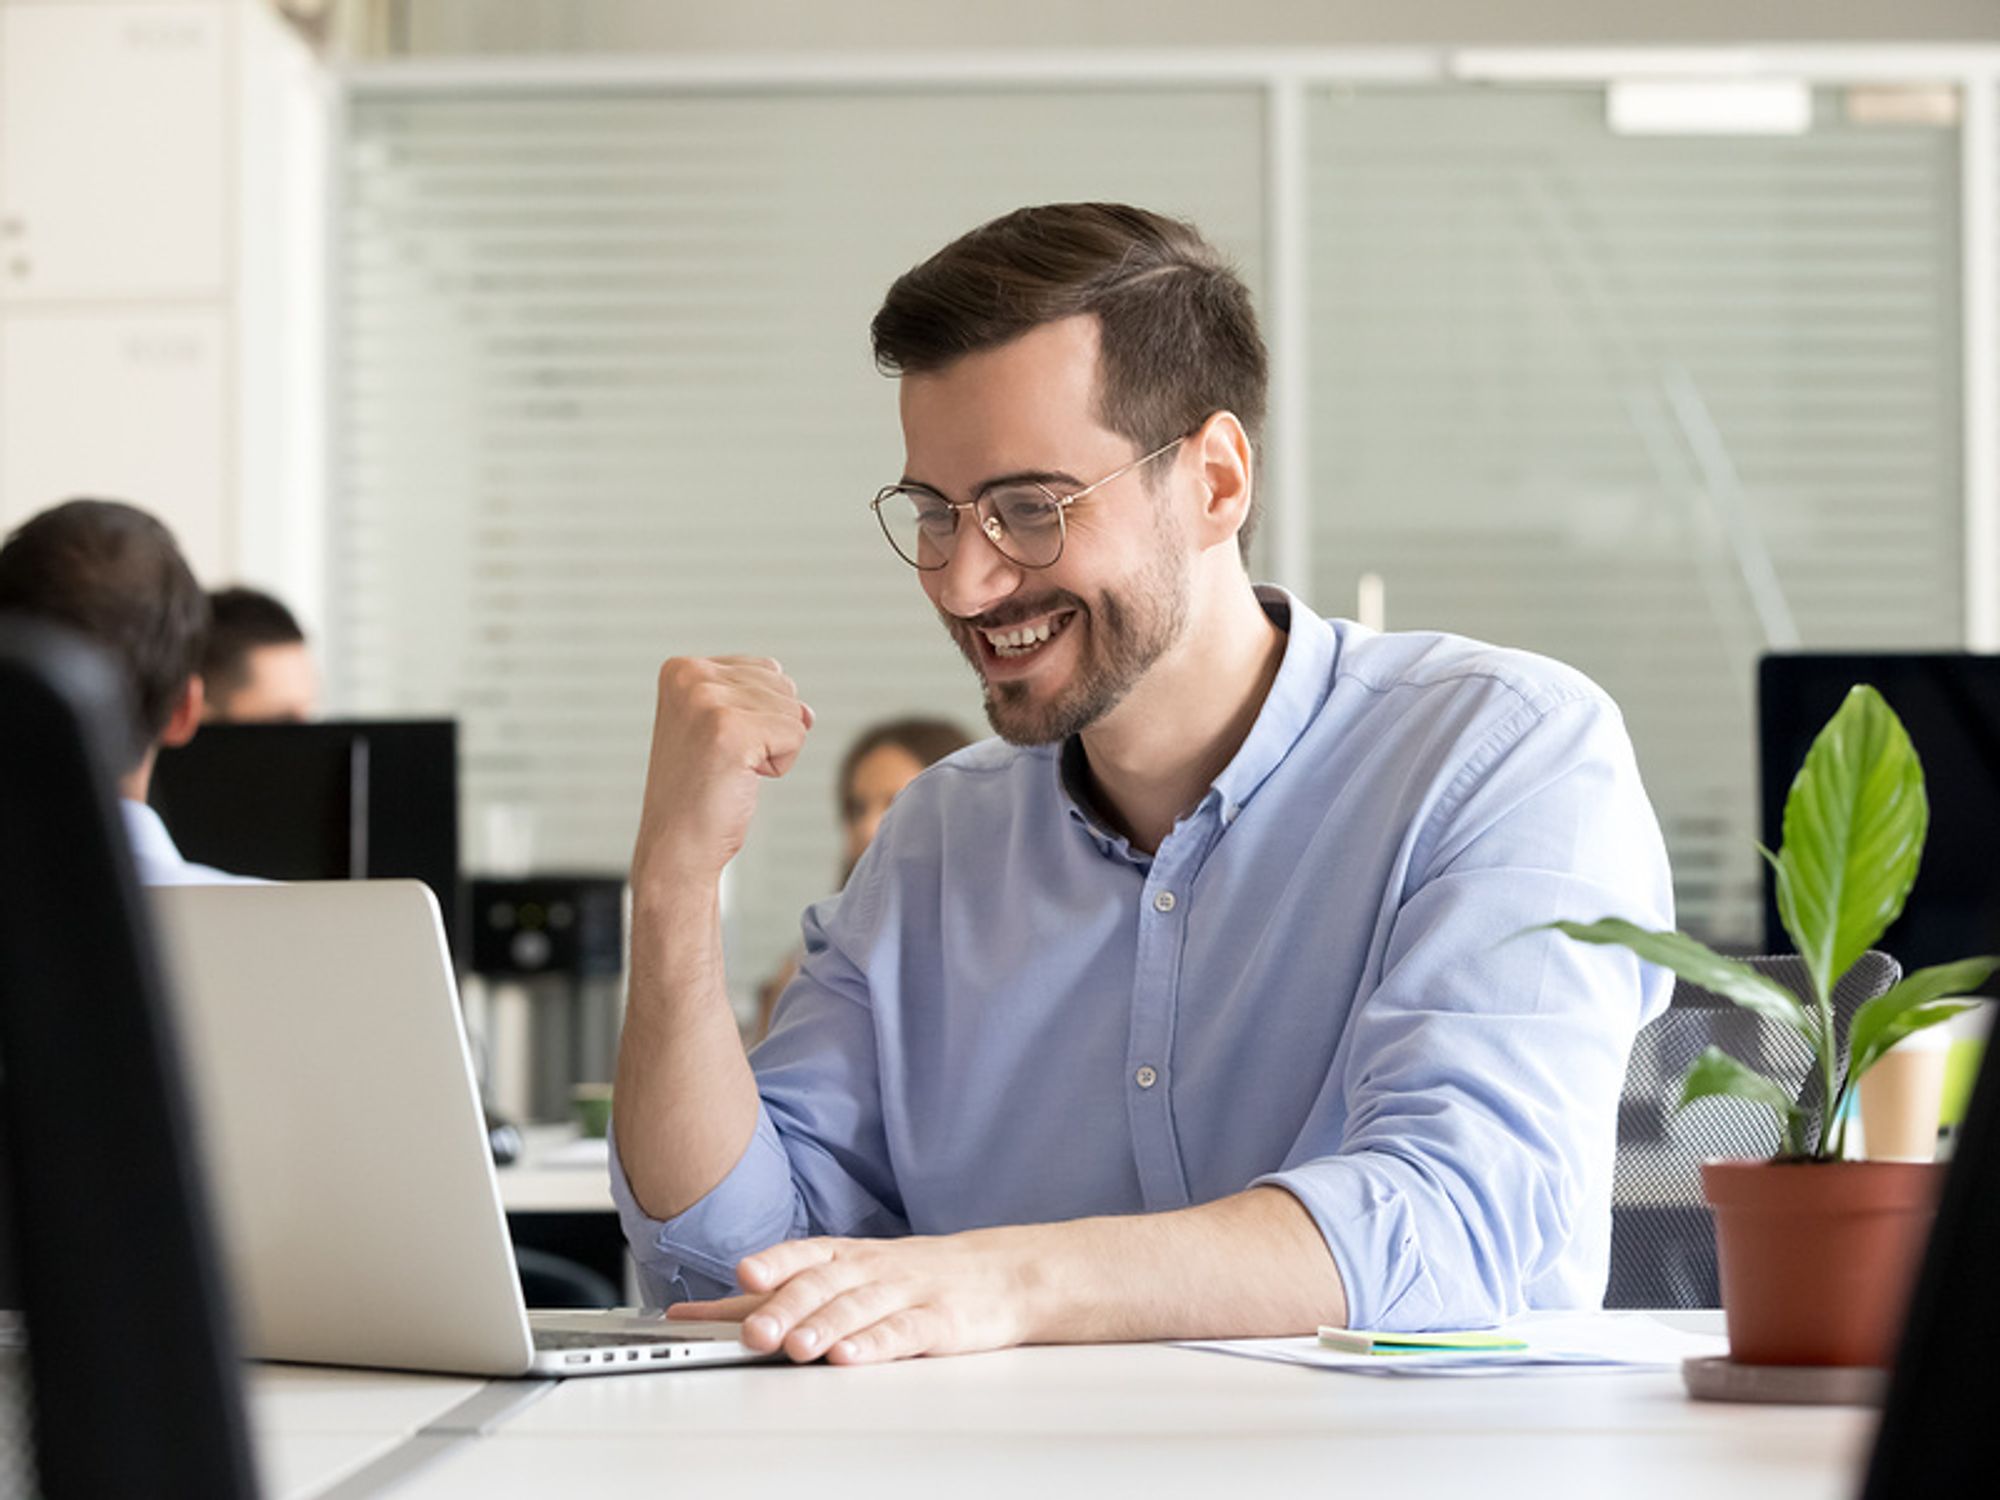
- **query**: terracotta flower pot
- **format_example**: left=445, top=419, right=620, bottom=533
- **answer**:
left=1701, top=1159, right=1944, bottom=1367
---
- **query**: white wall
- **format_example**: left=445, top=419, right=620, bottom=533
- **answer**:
left=392, top=0, right=2000, bottom=55
left=234, top=0, right=329, bottom=636
left=0, top=0, right=233, bottom=575
left=0, top=0, right=325, bottom=633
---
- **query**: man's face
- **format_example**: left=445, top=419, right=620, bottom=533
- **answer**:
left=207, top=643, right=319, bottom=724
left=900, top=317, right=1191, bottom=746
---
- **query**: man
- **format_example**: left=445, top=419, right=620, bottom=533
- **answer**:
left=612, top=204, right=1673, bottom=1364
left=0, top=499, right=244, bottom=884
left=202, top=585, right=319, bottom=723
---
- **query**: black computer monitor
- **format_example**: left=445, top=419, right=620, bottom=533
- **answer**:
left=149, top=719, right=464, bottom=962
left=1758, top=654, right=2000, bottom=997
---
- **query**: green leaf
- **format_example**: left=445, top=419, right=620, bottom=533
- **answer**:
left=1775, top=685, right=1928, bottom=1008
left=1678, top=1045, right=1808, bottom=1157
left=1762, top=845, right=1806, bottom=982
left=1845, top=957, right=1999, bottom=1084
left=1539, top=918, right=1812, bottom=1039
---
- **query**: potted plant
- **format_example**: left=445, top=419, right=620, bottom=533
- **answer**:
left=1549, top=684, right=1996, bottom=1367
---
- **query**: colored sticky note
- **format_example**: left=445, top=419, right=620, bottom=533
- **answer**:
left=1317, top=1326, right=1530, bottom=1356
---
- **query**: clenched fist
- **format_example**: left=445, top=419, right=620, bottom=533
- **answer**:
left=631, top=655, right=814, bottom=894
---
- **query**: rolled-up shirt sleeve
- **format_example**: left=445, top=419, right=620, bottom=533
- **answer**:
left=1256, top=694, right=1674, bottom=1331
left=609, top=869, right=907, bottom=1304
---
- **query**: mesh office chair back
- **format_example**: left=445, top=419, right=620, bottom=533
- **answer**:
left=0, top=621, right=259, bottom=1498
left=1607, top=951, right=1900, bottom=1309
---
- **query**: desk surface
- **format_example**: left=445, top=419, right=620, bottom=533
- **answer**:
left=495, top=1127, right=614, bottom=1214
left=252, top=1316, right=1875, bottom=1500
left=250, top=1365, right=485, bottom=1499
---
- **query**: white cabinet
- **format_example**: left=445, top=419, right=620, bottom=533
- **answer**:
left=0, top=308, right=227, bottom=577
left=0, top=2, right=227, bottom=302
left=0, top=0, right=234, bottom=579
left=0, top=0, right=326, bottom=597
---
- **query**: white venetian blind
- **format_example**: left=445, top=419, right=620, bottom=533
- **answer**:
left=336, top=86, right=1266, bottom=998
left=1304, top=84, right=1965, bottom=944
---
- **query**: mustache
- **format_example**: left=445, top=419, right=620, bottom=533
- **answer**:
left=946, top=594, right=1084, bottom=633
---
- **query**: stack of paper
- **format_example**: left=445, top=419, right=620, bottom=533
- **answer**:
left=1180, top=1311, right=1726, bottom=1378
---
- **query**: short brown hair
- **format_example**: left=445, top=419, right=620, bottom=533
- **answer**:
left=0, top=499, right=208, bottom=770
left=203, top=585, right=306, bottom=699
left=870, top=203, right=1268, bottom=552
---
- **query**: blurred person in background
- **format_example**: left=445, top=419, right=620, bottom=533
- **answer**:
left=201, top=585, right=319, bottom=723
left=0, top=498, right=249, bottom=884
left=754, top=715, right=972, bottom=1042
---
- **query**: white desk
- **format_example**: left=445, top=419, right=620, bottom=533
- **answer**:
left=248, top=1366, right=486, bottom=1499
left=493, top=1127, right=636, bottom=1301
left=493, top=1128, right=614, bottom=1215
left=251, top=1317, right=1877, bottom=1500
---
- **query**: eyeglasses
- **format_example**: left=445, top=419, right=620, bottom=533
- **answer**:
left=870, top=434, right=1188, bottom=572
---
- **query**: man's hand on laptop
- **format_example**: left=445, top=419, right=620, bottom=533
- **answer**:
left=666, top=1226, right=1046, bottom=1364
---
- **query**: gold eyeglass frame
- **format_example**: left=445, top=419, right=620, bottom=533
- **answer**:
left=870, top=433, right=1189, bottom=572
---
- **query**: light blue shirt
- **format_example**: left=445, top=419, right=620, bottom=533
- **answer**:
left=611, top=587, right=1674, bottom=1330
left=121, top=799, right=257, bottom=886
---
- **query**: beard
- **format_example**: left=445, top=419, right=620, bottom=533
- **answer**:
left=939, top=524, right=1192, bottom=747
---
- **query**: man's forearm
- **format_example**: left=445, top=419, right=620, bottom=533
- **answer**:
left=1018, top=1185, right=1348, bottom=1343
left=668, top=1183, right=1349, bottom=1362
left=611, top=877, right=762, bottom=1221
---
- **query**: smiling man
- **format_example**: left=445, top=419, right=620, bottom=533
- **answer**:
left=611, top=204, right=1675, bottom=1364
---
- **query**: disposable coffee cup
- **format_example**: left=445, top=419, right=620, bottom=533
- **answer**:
left=1858, top=1033, right=1950, bottom=1162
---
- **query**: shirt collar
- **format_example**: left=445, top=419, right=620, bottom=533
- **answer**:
left=1208, top=584, right=1336, bottom=821
left=1057, top=739, right=1143, bottom=863
left=1055, top=583, right=1336, bottom=853
left=120, top=797, right=186, bottom=867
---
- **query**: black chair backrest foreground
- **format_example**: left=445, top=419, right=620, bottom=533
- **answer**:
left=1606, top=952, right=1900, bottom=1309
left=1863, top=967, right=2000, bottom=1494
left=0, top=621, right=259, bottom=1498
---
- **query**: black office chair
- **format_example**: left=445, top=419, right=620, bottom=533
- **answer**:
left=515, top=1245, right=621, bottom=1309
left=0, top=621, right=260, bottom=1498
left=1606, top=951, right=1900, bottom=1309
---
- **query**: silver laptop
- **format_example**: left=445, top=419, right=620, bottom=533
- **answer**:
left=151, top=880, right=775, bottom=1378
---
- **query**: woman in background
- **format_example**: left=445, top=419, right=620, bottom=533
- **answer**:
left=753, top=716, right=971, bottom=1042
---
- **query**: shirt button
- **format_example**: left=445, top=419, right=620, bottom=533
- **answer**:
left=1135, top=1065, right=1158, bottom=1089
left=1152, top=890, right=1177, bottom=913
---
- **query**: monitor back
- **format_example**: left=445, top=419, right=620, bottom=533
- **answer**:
left=1759, top=654, right=2000, bottom=996
left=151, top=719, right=464, bottom=958
left=1862, top=1000, right=2000, bottom=1493
left=0, top=622, right=259, bottom=1495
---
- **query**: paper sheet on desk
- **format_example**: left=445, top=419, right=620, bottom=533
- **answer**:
left=1180, top=1312, right=1726, bottom=1377
left=534, top=1136, right=611, bottom=1169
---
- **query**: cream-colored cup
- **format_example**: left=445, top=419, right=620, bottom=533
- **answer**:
left=1858, top=1034, right=1950, bottom=1162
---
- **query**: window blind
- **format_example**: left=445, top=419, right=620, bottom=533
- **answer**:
left=336, top=87, right=1267, bottom=1002
left=1304, top=85, right=1964, bottom=944
left=339, top=75, right=1971, bottom=978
